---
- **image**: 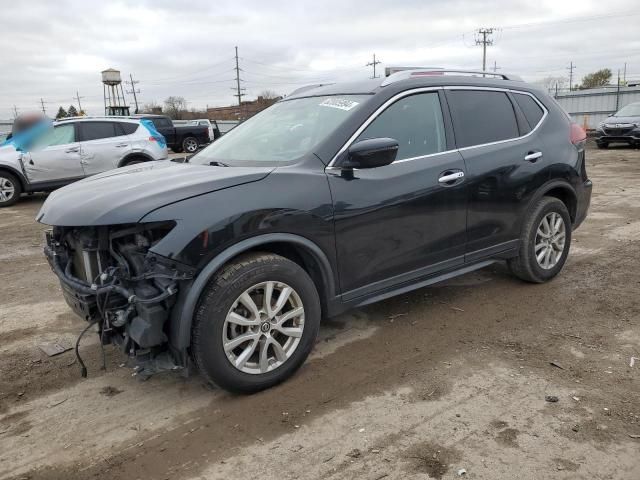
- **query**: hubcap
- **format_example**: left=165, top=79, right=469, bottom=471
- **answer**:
left=222, top=281, right=305, bottom=374
left=0, top=177, right=15, bottom=202
left=185, top=139, right=197, bottom=152
left=535, top=212, right=566, bottom=270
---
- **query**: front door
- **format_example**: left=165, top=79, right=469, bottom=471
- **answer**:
left=78, top=121, right=131, bottom=176
left=327, top=91, right=468, bottom=301
left=23, top=123, right=84, bottom=184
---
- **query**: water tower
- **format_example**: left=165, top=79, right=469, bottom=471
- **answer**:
left=102, top=68, right=130, bottom=116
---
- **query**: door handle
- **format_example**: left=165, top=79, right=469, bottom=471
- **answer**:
left=115, top=144, right=128, bottom=148
left=438, top=171, right=465, bottom=184
left=66, top=147, right=80, bottom=153
left=524, top=151, right=543, bottom=162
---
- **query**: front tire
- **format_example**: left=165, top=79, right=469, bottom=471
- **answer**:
left=508, top=197, right=572, bottom=283
left=0, top=172, right=21, bottom=207
left=191, top=253, right=321, bottom=394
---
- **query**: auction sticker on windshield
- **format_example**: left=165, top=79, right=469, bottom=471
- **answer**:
left=319, top=98, right=360, bottom=111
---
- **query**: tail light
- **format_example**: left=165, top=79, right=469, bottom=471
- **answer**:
left=570, top=123, right=586, bottom=145
left=148, top=136, right=157, bottom=142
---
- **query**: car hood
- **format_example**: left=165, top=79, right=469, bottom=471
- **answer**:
left=37, top=161, right=274, bottom=226
left=603, top=116, right=640, bottom=125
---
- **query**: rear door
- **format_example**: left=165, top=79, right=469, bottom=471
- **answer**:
left=328, top=90, right=468, bottom=300
left=445, top=88, right=549, bottom=261
left=23, top=123, right=83, bottom=183
left=78, top=121, right=131, bottom=175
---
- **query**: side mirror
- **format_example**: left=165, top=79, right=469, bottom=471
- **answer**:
left=343, top=138, right=398, bottom=169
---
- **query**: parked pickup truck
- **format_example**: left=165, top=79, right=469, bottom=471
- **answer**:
left=135, top=114, right=211, bottom=153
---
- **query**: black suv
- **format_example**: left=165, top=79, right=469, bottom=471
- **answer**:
left=594, top=101, right=640, bottom=148
left=39, top=70, right=592, bottom=393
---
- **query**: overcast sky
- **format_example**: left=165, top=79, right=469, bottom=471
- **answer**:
left=0, top=0, right=638, bottom=119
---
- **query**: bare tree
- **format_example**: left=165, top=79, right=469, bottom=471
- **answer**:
left=164, top=96, right=188, bottom=119
left=534, top=76, right=568, bottom=93
left=141, top=101, right=162, bottom=114
left=258, top=90, right=281, bottom=100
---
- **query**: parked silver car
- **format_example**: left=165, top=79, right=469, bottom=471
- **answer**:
left=0, top=117, right=168, bottom=206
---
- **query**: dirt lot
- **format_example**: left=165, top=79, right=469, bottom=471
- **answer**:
left=1, top=144, right=639, bottom=480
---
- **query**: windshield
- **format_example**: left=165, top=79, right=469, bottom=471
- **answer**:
left=614, top=103, right=640, bottom=117
left=190, top=95, right=369, bottom=165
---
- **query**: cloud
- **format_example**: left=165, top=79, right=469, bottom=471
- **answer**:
left=0, top=0, right=638, bottom=118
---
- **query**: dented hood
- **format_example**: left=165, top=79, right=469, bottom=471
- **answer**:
left=37, top=160, right=273, bottom=226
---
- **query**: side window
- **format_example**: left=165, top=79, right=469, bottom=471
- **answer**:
left=447, top=90, right=519, bottom=148
left=80, top=122, right=118, bottom=141
left=356, top=92, right=446, bottom=161
left=121, top=123, right=139, bottom=135
left=513, top=93, right=545, bottom=130
left=30, top=124, right=76, bottom=150
left=151, top=118, right=171, bottom=129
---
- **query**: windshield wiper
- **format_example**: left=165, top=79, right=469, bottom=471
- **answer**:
left=208, top=161, right=230, bottom=167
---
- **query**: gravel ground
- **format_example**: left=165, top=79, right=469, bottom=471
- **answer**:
left=1, top=144, right=639, bottom=480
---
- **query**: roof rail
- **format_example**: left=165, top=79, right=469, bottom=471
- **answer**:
left=288, top=83, right=333, bottom=96
left=56, top=115, right=138, bottom=122
left=381, top=69, right=523, bottom=86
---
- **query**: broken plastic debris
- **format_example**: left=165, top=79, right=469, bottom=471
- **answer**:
left=457, top=468, right=467, bottom=476
left=545, top=395, right=559, bottom=403
left=38, top=341, right=72, bottom=357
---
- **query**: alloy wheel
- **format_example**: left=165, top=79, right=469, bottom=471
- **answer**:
left=0, top=177, right=15, bottom=203
left=184, top=139, right=198, bottom=152
left=535, top=211, right=566, bottom=269
left=222, top=281, right=305, bottom=374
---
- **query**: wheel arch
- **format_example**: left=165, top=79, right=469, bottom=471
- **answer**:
left=169, top=233, right=337, bottom=354
left=537, top=181, right=578, bottom=223
left=0, top=165, right=28, bottom=191
left=117, top=152, right=154, bottom=167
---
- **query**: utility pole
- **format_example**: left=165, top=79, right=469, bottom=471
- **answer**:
left=232, top=46, right=246, bottom=120
left=616, top=69, right=621, bottom=111
left=74, top=91, right=84, bottom=113
left=366, top=53, right=381, bottom=79
left=39, top=98, right=47, bottom=116
left=125, top=74, right=141, bottom=113
left=475, top=28, right=494, bottom=72
left=492, top=60, right=500, bottom=73
left=568, top=61, right=575, bottom=91
left=623, top=62, right=627, bottom=85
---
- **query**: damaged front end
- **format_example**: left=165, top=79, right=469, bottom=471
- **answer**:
left=43, top=221, right=193, bottom=378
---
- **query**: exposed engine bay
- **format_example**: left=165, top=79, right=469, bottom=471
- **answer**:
left=43, top=222, right=193, bottom=378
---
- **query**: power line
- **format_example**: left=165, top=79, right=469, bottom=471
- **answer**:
left=125, top=74, right=140, bottom=114
left=568, top=61, right=576, bottom=91
left=366, top=53, right=382, bottom=79
left=233, top=46, right=246, bottom=119
left=75, top=91, right=84, bottom=113
left=475, top=28, right=494, bottom=72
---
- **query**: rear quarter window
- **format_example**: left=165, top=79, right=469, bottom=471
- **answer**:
left=120, top=122, right=139, bottom=135
left=447, top=90, right=519, bottom=148
left=513, top=93, right=545, bottom=130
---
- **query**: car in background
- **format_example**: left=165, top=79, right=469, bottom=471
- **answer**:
left=0, top=117, right=168, bottom=207
left=595, top=101, right=640, bottom=148
left=135, top=114, right=211, bottom=154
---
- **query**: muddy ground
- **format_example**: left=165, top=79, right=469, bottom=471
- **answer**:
left=1, top=144, right=639, bottom=480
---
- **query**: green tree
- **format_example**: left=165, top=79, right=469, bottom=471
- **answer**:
left=67, top=105, right=78, bottom=117
left=55, top=106, right=68, bottom=119
left=580, top=69, right=612, bottom=89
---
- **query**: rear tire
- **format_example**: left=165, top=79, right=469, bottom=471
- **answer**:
left=191, top=253, right=321, bottom=394
left=0, top=172, right=21, bottom=207
left=508, top=197, right=572, bottom=283
left=182, top=137, right=199, bottom=154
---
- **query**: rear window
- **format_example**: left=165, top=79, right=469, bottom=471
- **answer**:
left=447, top=90, right=519, bottom=148
left=513, top=93, right=545, bottom=130
left=80, top=122, right=119, bottom=141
